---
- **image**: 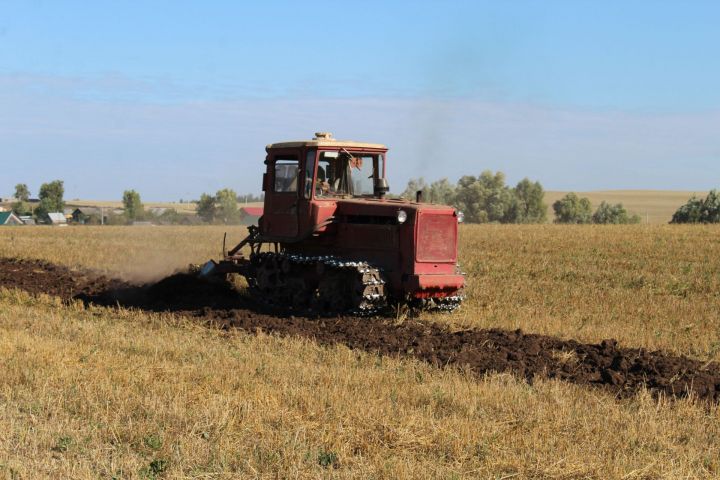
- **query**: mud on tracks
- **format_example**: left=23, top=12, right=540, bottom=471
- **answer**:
left=2, top=257, right=719, bottom=402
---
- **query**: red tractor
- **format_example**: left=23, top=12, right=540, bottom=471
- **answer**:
left=201, top=132, right=464, bottom=314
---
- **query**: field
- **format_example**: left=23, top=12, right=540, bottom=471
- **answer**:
left=64, top=200, right=198, bottom=214
left=61, top=200, right=265, bottom=216
left=1, top=225, right=719, bottom=478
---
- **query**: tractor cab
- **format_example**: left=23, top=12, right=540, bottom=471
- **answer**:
left=261, top=132, right=389, bottom=239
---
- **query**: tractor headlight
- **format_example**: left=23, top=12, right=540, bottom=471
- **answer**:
left=397, top=209, right=407, bottom=224
left=456, top=211, right=464, bottom=223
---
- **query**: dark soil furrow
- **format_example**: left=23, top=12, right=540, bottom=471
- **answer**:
left=1, top=257, right=719, bottom=402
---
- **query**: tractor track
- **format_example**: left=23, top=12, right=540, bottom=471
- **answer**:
left=1, top=257, right=719, bottom=402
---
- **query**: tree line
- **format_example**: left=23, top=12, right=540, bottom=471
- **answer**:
left=10, top=177, right=715, bottom=225
left=400, top=173, right=640, bottom=224
left=196, top=189, right=241, bottom=224
left=6, top=182, right=261, bottom=225
left=122, top=189, right=263, bottom=224
left=551, top=192, right=641, bottom=224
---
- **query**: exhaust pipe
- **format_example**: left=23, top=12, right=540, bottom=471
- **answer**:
left=416, top=190, right=423, bottom=203
left=374, top=177, right=390, bottom=198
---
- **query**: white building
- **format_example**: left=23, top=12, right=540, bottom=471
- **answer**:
left=47, top=212, right=68, bottom=226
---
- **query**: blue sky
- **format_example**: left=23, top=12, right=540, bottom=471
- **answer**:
left=1, top=1, right=719, bottom=200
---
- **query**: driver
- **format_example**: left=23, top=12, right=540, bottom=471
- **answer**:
left=316, top=152, right=356, bottom=196
left=316, top=163, right=333, bottom=195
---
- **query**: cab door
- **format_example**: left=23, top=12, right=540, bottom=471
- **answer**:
left=297, top=149, right=317, bottom=235
left=263, top=152, right=299, bottom=238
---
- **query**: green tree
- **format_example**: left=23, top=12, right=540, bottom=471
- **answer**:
left=427, top=178, right=456, bottom=205
left=215, top=188, right=239, bottom=224
left=36, top=180, right=65, bottom=219
left=14, top=184, right=30, bottom=202
left=454, top=171, right=515, bottom=223
left=11, top=201, right=30, bottom=215
left=122, top=190, right=144, bottom=221
left=511, top=178, right=547, bottom=223
left=451, top=175, right=481, bottom=222
left=401, top=178, right=456, bottom=205
left=552, top=192, right=592, bottom=224
left=671, top=189, right=720, bottom=223
left=703, top=190, right=720, bottom=223
left=592, top=201, right=641, bottom=224
left=196, top=193, right=216, bottom=223
left=11, top=184, right=31, bottom=215
left=155, top=208, right=183, bottom=225
left=671, top=196, right=703, bottom=223
left=400, top=178, right=429, bottom=201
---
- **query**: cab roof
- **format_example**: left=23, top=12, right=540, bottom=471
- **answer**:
left=266, top=132, right=387, bottom=151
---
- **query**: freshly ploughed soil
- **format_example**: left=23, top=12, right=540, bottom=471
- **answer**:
left=2, top=257, right=719, bottom=402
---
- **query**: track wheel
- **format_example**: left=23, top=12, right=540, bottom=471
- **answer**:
left=287, top=277, right=311, bottom=309
left=315, top=272, right=350, bottom=313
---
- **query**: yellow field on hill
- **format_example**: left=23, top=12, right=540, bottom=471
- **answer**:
left=0, top=225, right=719, bottom=478
left=64, top=200, right=264, bottom=214
left=65, top=200, right=195, bottom=213
left=545, top=190, right=706, bottom=224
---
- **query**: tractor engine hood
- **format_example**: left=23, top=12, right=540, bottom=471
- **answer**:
left=328, top=198, right=457, bottom=224
left=306, top=199, right=460, bottom=253
left=327, top=198, right=460, bottom=265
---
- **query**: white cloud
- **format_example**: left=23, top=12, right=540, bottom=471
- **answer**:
left=1, top=74, right=718, bottom=201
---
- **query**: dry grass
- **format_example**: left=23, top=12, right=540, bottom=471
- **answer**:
left=0, top=225, right=240, bottom=281
left=1, top=292, right=718, bottom=479
left=441, top=224, right=720, bottom=363
left=2, top=224, right=718, bottom=361
left=1, top=224, right=720, bottom=478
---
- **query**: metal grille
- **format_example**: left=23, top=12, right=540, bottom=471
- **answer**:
left=416, top=213, right=457, bottom=263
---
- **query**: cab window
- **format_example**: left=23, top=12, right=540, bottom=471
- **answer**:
left=274, top=156, right=298, bottom=193
left=315, top=150, right=383, bottom=198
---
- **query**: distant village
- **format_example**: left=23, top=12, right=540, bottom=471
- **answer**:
left=0, top=181, right=263, bottom=227
left=0, top=200, right=263, bottom=227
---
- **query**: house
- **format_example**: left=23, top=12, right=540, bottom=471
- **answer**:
left=71, top=207, right=104, bottom=224
left=0, top=211, right=23, bottom=225
left=47, top=212, right=68, bottom=226
left=239, top=206, right=263, bottom=226
left=62, top=207, right=74, bottom=222
left=19, top=215, right=36, bottom=225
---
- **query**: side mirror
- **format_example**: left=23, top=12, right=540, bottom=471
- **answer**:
left=374, top=178, right=390, bottom=198
left=262, top=173, right=268, bottom=192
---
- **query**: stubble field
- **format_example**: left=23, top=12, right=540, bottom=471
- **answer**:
left=1, top=224, right=719, bottom=478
